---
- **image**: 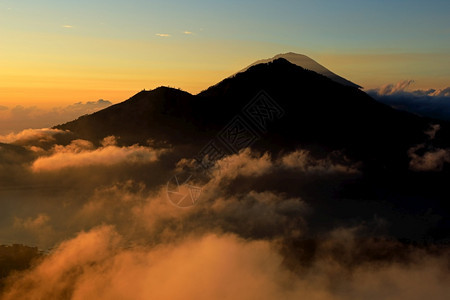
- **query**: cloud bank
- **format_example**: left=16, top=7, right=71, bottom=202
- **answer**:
left=367, top=81, right=450, bottom=121
left=2, top=226, right=449, bottom=300
left=0, top=100, right=112, bottom=135
left=0, top=132, right=448, bottom=299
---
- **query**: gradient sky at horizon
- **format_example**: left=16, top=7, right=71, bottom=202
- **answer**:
left=1, top=0, right=450, bottom=107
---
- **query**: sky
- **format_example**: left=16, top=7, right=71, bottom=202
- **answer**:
left=2, top=2, right=450, bottom=296
left=1, top=0, right=450, bottom=109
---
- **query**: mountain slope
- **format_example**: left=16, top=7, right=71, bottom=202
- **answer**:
left=55, top=87, right=204, bottom=145
left=199, top=58, right=427, bottom=167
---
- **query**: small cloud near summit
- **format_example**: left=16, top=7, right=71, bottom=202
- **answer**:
left=62, top=25, right=74, bottom=28
left=156, top=33, right=170, bottom=37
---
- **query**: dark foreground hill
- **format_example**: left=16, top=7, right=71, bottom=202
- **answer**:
left=55, top=58, right=450, bottom=242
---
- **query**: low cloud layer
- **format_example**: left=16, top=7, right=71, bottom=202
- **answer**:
left=2, top=226, right=449, bottom=300
left=368, top=81, right=450, bottom=120
left=0, top=130, right=449, bottom=299
left=0, top=100, right=112, bottom=135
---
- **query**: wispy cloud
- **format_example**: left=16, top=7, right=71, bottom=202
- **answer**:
left=156, top=33, right=170, bottom=37
left=62, top=25, right=73, bottom=28
left=183, top=31, right=193, bottom=35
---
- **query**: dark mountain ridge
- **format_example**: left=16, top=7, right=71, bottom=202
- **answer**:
left=56, top=58, right=431, bottom=171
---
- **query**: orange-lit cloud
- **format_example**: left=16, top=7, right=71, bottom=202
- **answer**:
left=12, top=213, right=56, bottom=246
left=13, top=214, right=50, bottom=231
left=31, top=138, right=165, bottom=172
left=1, top=132, right=448, bottom=300
left=408, top=144, right=450, bottom=172
left=280, top=150, right=360, bottom=174
left=0, top=128, right=66, bottom=144
left=2, top=226, right=449, bottom=300
left=194, top=148, right=360, bottom=184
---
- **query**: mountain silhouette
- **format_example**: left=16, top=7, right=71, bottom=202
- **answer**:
left=55, top=57, right=450, bottom=242
left=56, top=58, right=426, bottom=170
left=236, top=52, right=361, bottom=88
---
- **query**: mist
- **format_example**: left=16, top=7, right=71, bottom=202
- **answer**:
left=0, top=129, right=449, bottom=299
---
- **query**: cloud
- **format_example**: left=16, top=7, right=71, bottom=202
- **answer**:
left=408, top=144, right=450, bottom=171
left=2, top=226, right=449, bottom=300
left=57, top=99, right=112, bottom=116
left=0, top=106, right=8, bottom=111
left=156, top=33, right=170, bottom=37
left=0, top=135, right=170, bottom=248
left=0, top=100, right=112, bottom=135
left=211, top=148, right=273, bottom=180
left=1, top=129, right=449, bottom=300
left=407, top=125, right=450, bottom=171
left=425, top=124, right=441, bottom=140
left=13, top=213, right=55, bottom=246
left=187, top=148, right=359, bottom=185
left=31, top=138, right=165, bottom=172
left=183, top=31, right=193, bottom=35
left=13, top=214, right=50, bottom=231
left=367, top=81, right=450, bottom=120
left=62, top=25, right=73, bottom=28
left=1, top=145, right=344, bottom=248
left=0, top=128, right=67, bottom=144
left=280, top=150, right=360, bottom=174
left=100, top=135, right=117, bottom=147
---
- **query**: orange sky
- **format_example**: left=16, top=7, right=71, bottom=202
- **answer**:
left=1, top=0, right=449, bottom=109
left=2, top=50, right=450, bottom=109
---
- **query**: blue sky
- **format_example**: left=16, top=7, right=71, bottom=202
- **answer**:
left=3, top=0, right=449, bottom=50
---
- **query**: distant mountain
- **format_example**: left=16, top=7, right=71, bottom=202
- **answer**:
left=236, top=52, right=362, bottom=89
